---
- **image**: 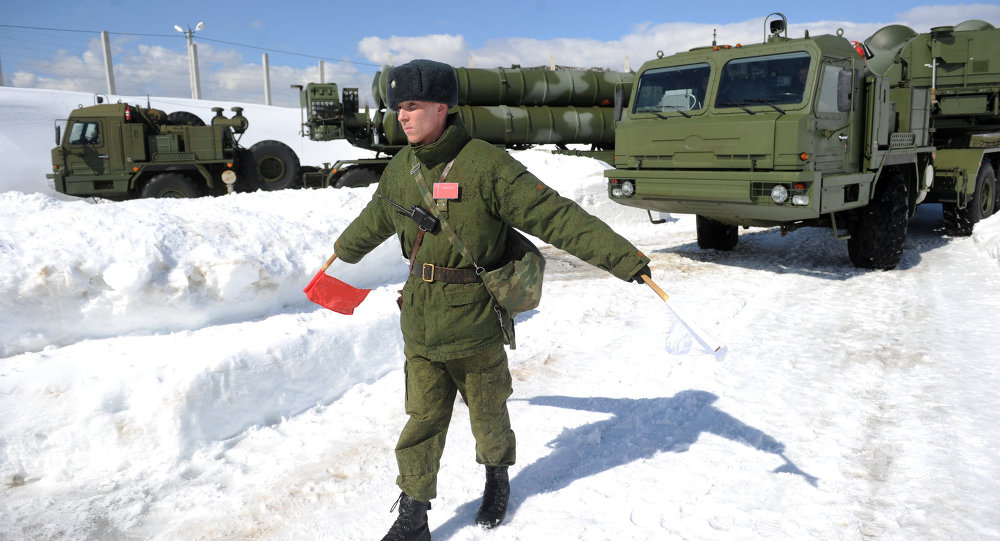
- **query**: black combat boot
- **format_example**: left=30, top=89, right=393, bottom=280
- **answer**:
left=381, top=492, right=431, bottom=541
left=475, top=465, right=510, bottom=529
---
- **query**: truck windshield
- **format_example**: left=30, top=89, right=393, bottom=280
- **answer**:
left=715, top=51, right=811, bottom=108
left=633, top=63, right=711, bottom=114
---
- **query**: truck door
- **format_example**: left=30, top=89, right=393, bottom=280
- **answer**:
left=64, top=118, right=110, bottom=178
left=812, top=60, right=855, bottom=173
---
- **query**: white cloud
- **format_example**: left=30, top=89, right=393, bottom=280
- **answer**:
left=357, top=34, right=469, bottom=67
left=354, top=7, right=1000, bottom=71
left=7, top=5, right=1000, bottom=108
left=896, top=3, right=1000, bottom=29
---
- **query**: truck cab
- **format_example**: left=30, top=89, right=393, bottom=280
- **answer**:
left=49, top=104, right=140, bottom=197
left=609, top=23, right=868, bottom=227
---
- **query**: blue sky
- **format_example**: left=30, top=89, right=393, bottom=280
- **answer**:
left=2, top=1, right=998, bottom=106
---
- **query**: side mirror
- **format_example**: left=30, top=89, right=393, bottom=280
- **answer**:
left=613, top=81, right=632, bottom=123
left=55, top=124, right=62, bottom=146
left=837, top=69, right=853, bottom=112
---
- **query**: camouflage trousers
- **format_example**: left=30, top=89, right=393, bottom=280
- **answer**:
left=395, top=343, right=516, bottom=502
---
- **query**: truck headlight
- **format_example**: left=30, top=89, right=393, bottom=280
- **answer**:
left=621, top=180, right=635, bottom=197
left=770, top=184, right=788, bottom=204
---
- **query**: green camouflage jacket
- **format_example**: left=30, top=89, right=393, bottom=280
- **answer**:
left=335, top=114, right=649, bottom=359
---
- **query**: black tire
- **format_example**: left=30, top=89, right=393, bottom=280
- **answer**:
left=973, top=163, right=996, bottom=219
left=696, top=215, right=738, bottom=250
left=848, top=172, right=909, bottom=270
left=943, top=203, right=974, bottom=236
left=334, top=166, right=380, bottom=188
left=166, top=111, right=205, bottom=126
left=944, top=162, right=995, bottom=236
left=245, top=140, right=301, bottom=191
left=140, top=172, right=201, bottom=199
left=994, top=162, right=1000, bottom=215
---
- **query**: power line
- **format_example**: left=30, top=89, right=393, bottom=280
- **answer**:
left=198, top=36, right=379, bottom=67
left=0, top=23, right=377, bottom=67
left=0, top=24, right=100, bottom=35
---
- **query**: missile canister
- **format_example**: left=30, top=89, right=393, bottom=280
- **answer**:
left=373, top=67, right=634, bottom=109
left=380, top=105, right=617, bottom=147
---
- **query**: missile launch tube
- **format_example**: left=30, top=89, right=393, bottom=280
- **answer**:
left=381, top=105, right=617, bottom=147
left=374, top=67, right=633, bottom=108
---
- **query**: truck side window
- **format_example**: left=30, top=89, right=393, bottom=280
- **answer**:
left=817, top=65, right=851, bottom=113
left=68, top=121, right=101, bottom=145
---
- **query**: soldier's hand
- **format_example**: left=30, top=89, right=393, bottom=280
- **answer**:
left=630, top=265, right=651, bottom=284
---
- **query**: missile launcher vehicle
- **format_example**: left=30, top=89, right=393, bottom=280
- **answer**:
left=295, top=66, right=632, bottom=188
left=606, top=13, right=1000, bottom=269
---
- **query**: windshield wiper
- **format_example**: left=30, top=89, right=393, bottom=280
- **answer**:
left=658, top=105, right=692, bottom=118
left=718, top=102, right=756, bottom=115
left=745, top=99, right=786, bottom=115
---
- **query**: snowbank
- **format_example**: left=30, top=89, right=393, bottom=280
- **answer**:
left=3, top=87, right=1000, bottom=541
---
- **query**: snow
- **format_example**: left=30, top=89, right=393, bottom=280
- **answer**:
left=2, top=86, right=1000, bottom=540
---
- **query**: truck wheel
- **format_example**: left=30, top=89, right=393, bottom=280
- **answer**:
left=848, top=172, right=908, bottom=270
left=972, top=163, right=996, bottom=219
left=994, top=162, right=1000, bottom=215
left=334, top=167, right=380, bottom=188
left=696, top=215, right=738, bottom=250
left=247, top=140, right=301, bottom=191
left=166, top=111, right=205, bottom=126
left=140, top=173, right=201, bottom=198
left=944, top=162, right=995, bottom=235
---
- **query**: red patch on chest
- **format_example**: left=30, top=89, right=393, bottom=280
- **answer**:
left=433, top=182, right=459, bottom=200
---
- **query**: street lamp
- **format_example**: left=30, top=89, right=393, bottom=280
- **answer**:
left=175, top=22, right=205, bottom=99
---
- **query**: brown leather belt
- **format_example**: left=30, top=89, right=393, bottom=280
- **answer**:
left=410, top=263, right=482, bottom=284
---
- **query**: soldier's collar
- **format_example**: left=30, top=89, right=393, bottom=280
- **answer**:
left=412, top=113, right=470, bottom=169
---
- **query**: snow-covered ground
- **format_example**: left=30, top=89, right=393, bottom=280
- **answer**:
left=2, top=86, right=999, bottom=540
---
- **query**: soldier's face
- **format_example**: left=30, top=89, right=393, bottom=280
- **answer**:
left=397, top=100, right=448, bottom=145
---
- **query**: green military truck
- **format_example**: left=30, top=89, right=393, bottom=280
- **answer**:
left=47, top=101, right=301, bottom=199
left=294, top=66, right=632, bottom=188
left=605, top=13, right=1000, bottom=269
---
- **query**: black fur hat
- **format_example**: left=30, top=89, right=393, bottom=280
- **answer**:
left=386, top=59, right=458, bottom=111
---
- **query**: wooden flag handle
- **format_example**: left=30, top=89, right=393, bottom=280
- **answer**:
left=641, top=274, right=669, bottom=302
left=641, top=273, right=723, bottom=353
left=320, top=252, right=338, bottom=272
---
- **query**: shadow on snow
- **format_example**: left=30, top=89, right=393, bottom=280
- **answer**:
left=433, top=389, right=816, bottom=538
left=661, top=204, right=954, bottom=279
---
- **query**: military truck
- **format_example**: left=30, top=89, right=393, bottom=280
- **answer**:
left=294, top=66, right=632, bottom=188
left=605, top=13, right=1000, bottom=269
left=47, top=100, right=301, bottom=199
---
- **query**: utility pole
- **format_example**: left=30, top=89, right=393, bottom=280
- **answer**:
left=174, top=22, right=204, bottom=99
left=101, top=31, right=116, bottom=95
left=262, top=53, right=272, bottom=105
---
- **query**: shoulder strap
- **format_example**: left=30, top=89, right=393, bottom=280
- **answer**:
left=410, top=158, right=485, bottom=274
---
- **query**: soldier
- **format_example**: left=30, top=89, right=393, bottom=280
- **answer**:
left=334, top=59, right=651, bottom=540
